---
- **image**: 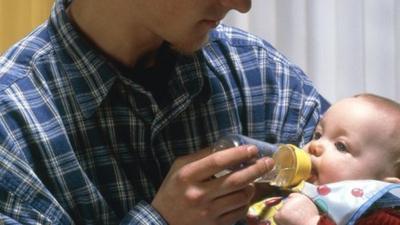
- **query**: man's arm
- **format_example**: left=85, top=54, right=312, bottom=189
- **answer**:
left=0, top=145, right=72, bottom=224
left=0, top=144, right=274, bottom=225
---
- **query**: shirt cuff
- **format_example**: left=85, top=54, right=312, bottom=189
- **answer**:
left=120, top=201, right=168, bottom=225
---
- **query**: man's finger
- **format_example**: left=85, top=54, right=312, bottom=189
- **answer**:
left=207, top=157, right=274, bottom=197
left=172, top=147, right=214, bottom=170
left=182, top=145, right=260, bottom=181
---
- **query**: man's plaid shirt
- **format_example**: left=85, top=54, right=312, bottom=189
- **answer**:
left=0, top=0, right=327, bottom=224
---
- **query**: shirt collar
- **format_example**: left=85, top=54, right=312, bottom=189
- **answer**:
left=49, top=0, right=210, bottom=119
left=49, top=0, right=120, bottom=118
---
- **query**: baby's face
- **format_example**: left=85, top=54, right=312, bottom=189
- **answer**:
left=303, top=97, right=397, bottom=185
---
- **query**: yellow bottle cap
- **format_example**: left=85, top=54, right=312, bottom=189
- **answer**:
left=272, top=144, right=311, bottom=188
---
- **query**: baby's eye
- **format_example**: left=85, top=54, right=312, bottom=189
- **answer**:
left=335, top=142, right=347, bottom=152
left=313, top=132, right=322, bottom=140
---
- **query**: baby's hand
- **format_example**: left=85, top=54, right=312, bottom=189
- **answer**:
left=274, top=193, right=320, bottom=225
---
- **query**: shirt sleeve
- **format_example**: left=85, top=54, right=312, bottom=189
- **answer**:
left=286, top=64, right=328, bottom=147
left=0, top=142, right=167, bottom=225
left=120, top=201, right=168, bottom=225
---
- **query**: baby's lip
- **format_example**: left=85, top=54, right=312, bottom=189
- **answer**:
left=307, top=167, right=318, bottom=183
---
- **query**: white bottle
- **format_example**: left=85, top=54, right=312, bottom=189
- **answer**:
left=212, top=134, right=311, bottom=188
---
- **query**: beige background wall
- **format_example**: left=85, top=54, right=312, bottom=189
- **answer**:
left=0, top=0, right=54, bottom=53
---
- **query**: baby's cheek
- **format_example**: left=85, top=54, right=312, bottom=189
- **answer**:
left=319, top=168, right=345, bottom=184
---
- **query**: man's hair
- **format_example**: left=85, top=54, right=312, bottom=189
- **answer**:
left=354, top=93, right=400, bottom=177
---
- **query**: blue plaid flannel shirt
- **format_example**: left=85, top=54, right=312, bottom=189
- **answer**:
left=0, top=0, right=328, bottom=224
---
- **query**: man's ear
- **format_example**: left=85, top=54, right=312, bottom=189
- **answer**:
left=383, top=177, right=400, bottom=183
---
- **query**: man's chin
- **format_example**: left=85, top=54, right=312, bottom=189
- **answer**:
left=169, top=35, right=209, bottom=56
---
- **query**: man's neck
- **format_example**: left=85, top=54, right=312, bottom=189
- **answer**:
left=66, top=0, right=163, bottom=68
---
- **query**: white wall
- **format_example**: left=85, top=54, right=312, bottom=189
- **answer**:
left=223, top=0, right=400, bottom=103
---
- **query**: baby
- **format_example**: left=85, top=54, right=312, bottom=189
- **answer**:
left=251, top=93, right=400, bottom=225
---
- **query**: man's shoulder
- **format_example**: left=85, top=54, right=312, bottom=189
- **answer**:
left=0, top=22, right=53, bottom=92
left=206, top=24, right=291, bottom=65
left=208, top=24, right=266, bottom=47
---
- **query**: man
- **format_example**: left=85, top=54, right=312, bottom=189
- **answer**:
left=0, top=0, right=327, bottom=224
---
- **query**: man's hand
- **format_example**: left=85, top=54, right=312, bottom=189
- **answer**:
left=151, top=145, right=274, bottom=225
left=274, top=193, right=320, bottom=225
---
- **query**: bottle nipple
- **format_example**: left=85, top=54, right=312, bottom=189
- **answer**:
left=258, top=144, right=312, bottom=188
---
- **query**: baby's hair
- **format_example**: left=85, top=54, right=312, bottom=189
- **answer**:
left=354, top=93, right=400, bottom=110
left=354, top=93, right=400, bottom=177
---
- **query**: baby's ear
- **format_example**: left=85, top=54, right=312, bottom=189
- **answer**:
left=383, top=177, right=400, bottom=183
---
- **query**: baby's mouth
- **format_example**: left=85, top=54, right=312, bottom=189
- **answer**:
left=307, top=167, right=318, bottom=184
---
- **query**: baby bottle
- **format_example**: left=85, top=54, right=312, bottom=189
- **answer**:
left=212, top=134, right=311, bottom=188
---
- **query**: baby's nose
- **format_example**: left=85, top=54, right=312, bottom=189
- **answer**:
left=306, top=141, right=324, bottom=157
